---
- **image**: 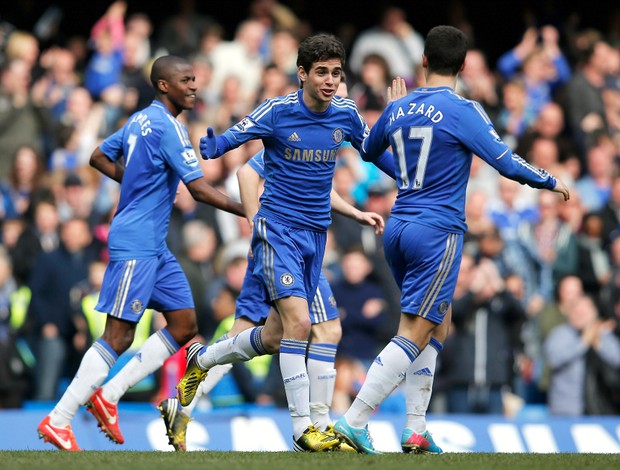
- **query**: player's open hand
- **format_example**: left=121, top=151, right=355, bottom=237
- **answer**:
left=387, top=77, right=407, bottom=103
left=357, top=211, right=385, bottom=234
left=552, top=178, right=570, bottom=201
left=199, top=127, right=219, bottom=159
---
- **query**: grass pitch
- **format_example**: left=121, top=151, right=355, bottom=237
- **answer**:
left=2, top=451, right=618, bottom=470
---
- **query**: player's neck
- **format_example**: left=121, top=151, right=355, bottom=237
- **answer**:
left=301, top=90, right=330, bottom=113
left=424, top=74, right=458, bottom=90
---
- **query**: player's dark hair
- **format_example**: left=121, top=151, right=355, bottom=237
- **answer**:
left=296, top=33, right=346, bottom=74
left=424, top=26, right=468, bottom=76
left=150, top=55, right=189, bottom=90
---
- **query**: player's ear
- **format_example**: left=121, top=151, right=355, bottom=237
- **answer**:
left=297, top=65, right=307, bottom=84
left=157, top=79, right=168, bottom=93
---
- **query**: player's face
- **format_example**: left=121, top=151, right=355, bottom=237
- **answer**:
left=166, top=63, right=197, bottom=112
left=299, top=59, right=342, bottom=112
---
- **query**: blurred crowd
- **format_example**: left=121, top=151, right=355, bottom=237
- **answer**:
left=0, top=0, right=619, bottom=418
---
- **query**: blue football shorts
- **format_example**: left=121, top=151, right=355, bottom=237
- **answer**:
left=96, top=249, right=194, bottom=322
left=250, top=216, right=326, bottom=305
left=236, top=253, right=338, bottom=325
left=383, top=217, right=463, bottom=325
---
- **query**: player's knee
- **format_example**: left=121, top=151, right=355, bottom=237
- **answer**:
left=296, top=317, right=312, bottom=339
left=311, top=320, right=342, bottom=344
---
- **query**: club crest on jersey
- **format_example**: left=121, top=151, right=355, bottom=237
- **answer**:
left=280, top=273, right=295, bottom=286
left=131, top=299, right=144, bottom=313
left=235, top=117, right=255, bottom=132
left=182, top=149, right=198, bottom=166
left=488, top=129, right=503, bottom=143
left=438, top=301, right=449, bottom=315
left=329, top=295, right=337, bottom=307
left=332, top=128, right=344, bottom=145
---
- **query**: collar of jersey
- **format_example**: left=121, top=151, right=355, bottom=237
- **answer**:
left=416, top=86, right=453, bottom=94
left=151, top=100, right=172, bottom=115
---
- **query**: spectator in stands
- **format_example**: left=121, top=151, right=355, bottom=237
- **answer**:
left=348, top=6, right=424, bottom=87
left=120, top=27, right=155, bottom=114
left=496, top=78, right=537, bottom=149
left=0, top=146, right=46, bottom=220
left=3, top=30, right=39, bottom=70
left=539, top=275, right=584, bottom=345
left=29, top=217, right=100, bottom=400
left=11, top=198, right=60, bottom=286
left=0, top=59, right=50, bottom=176
left=331, top=246, right=387, bottom=413
left=518, top=190, right=578, bottom=293
left=457, top=48, right=500, bottom=122
left=0, top=246, right=31, bottom=408
left=574, top=143, right=616, bottom=212
left=83, top=1, right=126, bottom=102
left=208, top=19, right=267, bottom=114
left=247, top=0, right=302, bottom=64
left=206, top=75, right=249, bottom=132
left=516, top=101, right=580, bottom=178
left=564, top=31, right=614, bottom=158
left=527, top=136, right=574, bottom=188
left=55, top=172, right=98, bottom=225
left=47, top=87, right=102, bottom=171
left=177, top=220, right=218, bottom=339
left=488, top=177, right=538, bottom=242
left=544, top=294, right=620, bottom=416
left=269, top=28, right=300, bottom=84
left=536, top=275, right=585, bottom=397
left=577, top=212, right=612, bottom=303
left=497, top=25, right=571, bottom=117
left=601, top=232, right=620, bottom=314
left=464, top=190, right=495, bottom=251
left=156, top=0, right=217, bottom=57
left=558, top=187, right=586, bottom=235
left=125, top=12, right=154, bottom=64
left=349, top=53, right=391, bottom=115
left=441, top=254, right=526, bottom=414
left=255, top=63, right=293, bottom=105
left=599, top=170, right=620, bottom=252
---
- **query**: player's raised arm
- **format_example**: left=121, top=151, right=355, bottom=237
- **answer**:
left=387, top=77, right=407, bottom=102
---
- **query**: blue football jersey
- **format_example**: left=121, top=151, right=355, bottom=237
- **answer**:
left=247, top=150, right=266, bottom=179
left=100, top=100, right=203, bottom=260
left=220, top=89, right=370, bottom=231
left=362, top=86, right=557, bottom=233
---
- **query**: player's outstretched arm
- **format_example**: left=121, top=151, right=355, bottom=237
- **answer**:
left=89, top=147, right=124, bottom=183
left=330, top=188, right=385, bottom=234
left=186, top=177, right=245, bottom=217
